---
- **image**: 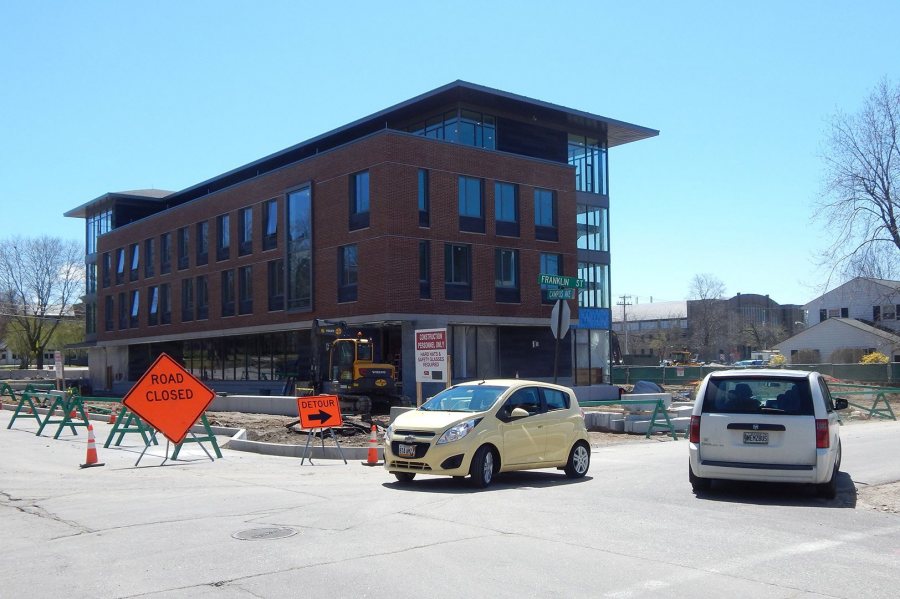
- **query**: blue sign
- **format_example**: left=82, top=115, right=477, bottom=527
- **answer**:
left=577, top=307, right=610, bottom=329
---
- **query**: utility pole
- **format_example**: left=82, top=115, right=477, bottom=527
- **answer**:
left=617, top=295, right=632, bottom=356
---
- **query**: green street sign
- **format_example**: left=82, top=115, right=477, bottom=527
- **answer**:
left=547, top=288, right=576, bottom=300
left=538, top=273, right=586, bottom=289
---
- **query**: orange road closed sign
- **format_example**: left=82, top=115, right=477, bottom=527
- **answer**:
left=297, top=395, right=343, bottom=429
left=122, top=353, right=217, bottom=444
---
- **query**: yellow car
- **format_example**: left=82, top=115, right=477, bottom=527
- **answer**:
left=384, top=379, right=590, bottom=488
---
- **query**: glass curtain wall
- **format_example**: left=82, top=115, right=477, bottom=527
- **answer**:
left=286, top=186, right=312, bottom=310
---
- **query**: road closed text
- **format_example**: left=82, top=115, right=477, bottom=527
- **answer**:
left=146, top=372, right=193, bottom=401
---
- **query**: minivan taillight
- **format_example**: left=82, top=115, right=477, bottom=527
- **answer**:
left=689, top=415, right=701, bottom=443
left=816, top=419, right=829, bottom=448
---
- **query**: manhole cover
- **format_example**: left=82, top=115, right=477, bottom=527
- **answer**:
left=231, top=527, right=298, bottom=541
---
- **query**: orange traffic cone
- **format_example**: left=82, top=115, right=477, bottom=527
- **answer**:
left=80, top=423, right=105, bottom=469
left=108, top=408, right=117, bottom=424
left=362, top=423, right=381, bottom=466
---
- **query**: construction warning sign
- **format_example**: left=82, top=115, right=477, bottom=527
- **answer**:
left=414, top=328, right=447, bottom=383
left=297, top=395, right=343, bottom=429
left=122, top=353, right=217, bottom=444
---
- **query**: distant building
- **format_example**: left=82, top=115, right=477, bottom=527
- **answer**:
left=803, top=277, right=900, bottom=333
left=611, top=300, right=687, bottom=359
left=775, top=318, right=900, bottom=364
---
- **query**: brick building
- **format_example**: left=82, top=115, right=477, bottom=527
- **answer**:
left=65, top=81, right=657, bottom=397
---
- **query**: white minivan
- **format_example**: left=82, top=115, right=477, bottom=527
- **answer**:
left=689, top=369, right=849, bottom=498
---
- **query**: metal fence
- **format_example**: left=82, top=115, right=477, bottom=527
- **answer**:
left=612, top=362, right=900, bottom=386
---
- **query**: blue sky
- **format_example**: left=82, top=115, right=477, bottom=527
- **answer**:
left=2, top=1, right=898, bottom=306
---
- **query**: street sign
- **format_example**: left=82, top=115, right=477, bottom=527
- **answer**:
left=297, top=395, right=343, bottom=429
left=547, top=288, right=576, bottom=300
left=537, top=273, right=586, bottom=289
left=415, top=328, right=448, bottom=383
left=122, top=353, right=217, bottom=444
left=550, top=300, right=571, bottom=339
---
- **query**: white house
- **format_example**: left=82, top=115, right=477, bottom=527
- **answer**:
left=774, top=318, right=900, bottom=364
left=804, top=278, right=900, bottom=332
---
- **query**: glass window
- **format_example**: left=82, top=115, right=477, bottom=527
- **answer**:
left=267, top=259, right=284, bottom=311
left=286, top=186, right=312, bottom=310
left=410, top=109, right=495, bottom=149
left=444, top=243, right=472, bottom=301
left=129, top=243, right=139, bottom=281
left=196, top=275, right=209, bottom=320
left=238, top=265, right=252, bottom=314
left=116, top=248, right=125, bottom=284
left=543, top=388, right=569, bottom=411
left=102, top=252, right=111, bottom=287
left=177, top=226, right=189, bottom=269
left=534, top=188, right=557, bottom=241
left=349, top=171, right=370, bottom=230
left=576, top=205, right=608, bottom=251
left=144, top=238, right=155, bottom=278
left=148, top=286, right=159, bottom=326
left=418, top=169, right=429, bottom=227
left=181, top=278, right=194, bottom=322
left=104, top=296, right=114, bottom=331
left=160, top=233, right=172, bottom=274
left=263, top=199, right=278, bottom=250
left=495, top=181, right=518, bottom=237
left=117, top=292, right=126, bottom=330
left=539, top=253, right=563, bottom=304
left=419, top=240, right=430, bottom=299
left=217, top=214, right=231, bottom=261
left=338, top=244, right=358, bottom=303
left=130, top=290, right=139, bottom=328
left=238, top=207, right=252, bottom=256
left=495, top=248, right=519, bottom=303
left=86, top=263, right=97, bottom=294
left=160, top=283, right=171, bottom=325
left=221, top=270, right=235, bottom=317
left=458, top=176, right=482, bottom=217
left=568, top=134, right=608, bottom=195
left=196, top=221, right=209, bottom=266
left=578, top=262, right=609, bottom=309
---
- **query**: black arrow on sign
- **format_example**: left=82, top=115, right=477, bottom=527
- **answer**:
left=307, top=410, right=333, bottom=423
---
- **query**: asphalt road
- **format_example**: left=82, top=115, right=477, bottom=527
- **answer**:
left=2, top=411, right=899, bottom=598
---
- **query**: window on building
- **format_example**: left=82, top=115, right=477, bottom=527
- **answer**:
left=130, top=290, right=140, bottom=328
left=444, top=243, right=472, bottom=301
left=576, top=204, right=608, bottom=251
left=539, top=253, right=562, bottom=304
left=196, top=221, right=209, bottom=266
left=144, top=238, right=155, bottom=278
left=148, top=286, right=159, bottom=326
left=217, top=214, right=231, bottom=261
left=267, top=259, right=284, bottom=311
left=221, top=269, right=235, bottom=317
left=418, top=169, right=430, bottom=227
left=419, top=240, right=430, bottom=299
left=534, top=188, right=557, bottom=241
left=177, top=227, right=190, bottom=270
left=129, top=243, right=139, bottom=282
left=196, top=275, right=209, bottom=320
left=338, top=245, right=358, bottom=303
left=181, top=278, right=194, bottom=322
left=104, top=296, right=114, bottom=331
left=494, top=181, right=519, bottom=237
left=568, top=134, right=608, bottom=195
left=286, top=186, right=312, bottom=311
left=238, top=266, right=252, bottom=314
left=102, top=252, right=111, bottom=287
left=577, top=262, right=609, bottom=308
left=118, top=292, right=127, bottom=329
left=350, top=171, right=370, bottom=230
left=160, top=283, right=171, bottom=325
left=263, top=199, right=278, bottom=250
left=86, top=209, right=112, bottom=255
left=875, top=304, right=897, bottom=321
left=116, top=248, right=125, bottom=284
left=409, top=109, right=496, bottom=149
left=87, top=263, right=97, bottom=294
left=160, top=233, right=172, bottom=274
left=458, top=176, right=484, bottom=233
left=238, top=207, right=252, bottom=256
left=495, top=248, right=519, bottom=303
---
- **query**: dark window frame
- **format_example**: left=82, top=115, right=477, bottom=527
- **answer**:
left=534, top=188, right=558, bottom=241
left=495, top=248, right=520, bottom=303
left=263, top=199, right=278, bottom=251
left=238, top=207, right=253, bottom=256
left=144, top=239, right=155, bottom=278
left=196, top=275, right=209, bottom=320
left=181, top=278, right=195, bottom=322
left=196, top=221, right=209, bottom=266
left=349, top=171, right=370, bottom=230
left=221, top=269, right=235, bottom=317
left=458, top=176, right=485, bottom=233
left=419, top=240, right=431, bottom=299
left=267, top=259, right=284, bottom=311
left=177, top=226, right=190, bottom=270
left=338, top=244, right=358, bottom=303
left=238, top=265, right=253, bottom=315
left=444, top=243, right=472, bottom=301
left=418, top=169, right=430, bottom=227
left=160, top=233, right=172, bottom=274
left=494, top=181, right=519, bottom=237
left=217, top=214, right=231, bottom=261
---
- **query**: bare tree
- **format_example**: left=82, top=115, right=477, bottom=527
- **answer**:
left=0, top=236, right=84, bottom=369
left=687, top=274, right=728, bottom=361
left=817, top=78, right=900, bottom=281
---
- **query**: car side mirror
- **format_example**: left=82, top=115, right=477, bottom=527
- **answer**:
left=834, top=398, right=849, bottom=410
left=509, top=407, right=530, bottom=420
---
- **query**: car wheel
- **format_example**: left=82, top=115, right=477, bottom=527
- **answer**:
left=469, top=445, right=495, bottom=489
left=689, top=461, right=711, bottom=493
left=834, top=441, right=842, bottom=471
left=393, top=472, right=415, bottom=483
left=564, top=442, right=591, bottom=478
left=815, top=464, right=838, bottom=499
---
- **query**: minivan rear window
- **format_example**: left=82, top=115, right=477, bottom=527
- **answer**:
left=702, top=377, right=814, bottom=415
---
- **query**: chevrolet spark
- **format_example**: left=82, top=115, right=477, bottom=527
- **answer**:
left=384, top=379, right=591, bottom=488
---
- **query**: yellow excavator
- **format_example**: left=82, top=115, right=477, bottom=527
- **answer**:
left=667, top=350, right=702, bottom=367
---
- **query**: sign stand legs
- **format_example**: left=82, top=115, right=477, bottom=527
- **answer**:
left=300, top=427, right=346, bottom=465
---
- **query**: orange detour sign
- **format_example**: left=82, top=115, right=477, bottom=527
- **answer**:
left=122, top=353, right=217, bottom=444
left=297, top=395, right=343, bottom=429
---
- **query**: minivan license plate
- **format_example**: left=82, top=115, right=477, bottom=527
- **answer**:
left=398, top=443, right=416, bottom=457
left=743, top=431, right=769, bottom=444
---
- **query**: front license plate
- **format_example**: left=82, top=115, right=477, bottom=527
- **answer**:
left=743, top=431, right=769, bottom=444
left=398, top=443, right=416, bottom=457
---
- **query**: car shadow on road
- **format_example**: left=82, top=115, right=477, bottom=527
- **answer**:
left=383, top=472, right=594, bottom=493
left=693, top=471, right=857, bottom=508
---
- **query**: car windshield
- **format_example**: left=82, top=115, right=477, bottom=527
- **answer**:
left=702, top=377, right=814, bottom=415
left=419, top=385, right=508, bottom=412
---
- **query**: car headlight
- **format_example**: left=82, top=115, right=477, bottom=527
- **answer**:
left=384, top=423, right=393, bottom=442
left=437, top=418, right=479, bottom=445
